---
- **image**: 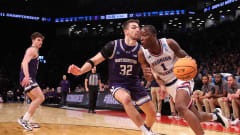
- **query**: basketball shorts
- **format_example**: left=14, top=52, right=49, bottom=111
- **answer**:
left=20, top=77, right=39, bottom=93
left=110, top=83, right=151, bottom=106
left=166, top=79, right=194, bottom=102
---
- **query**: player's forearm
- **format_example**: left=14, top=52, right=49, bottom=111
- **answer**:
left=80, top=62, right=94, bottom=75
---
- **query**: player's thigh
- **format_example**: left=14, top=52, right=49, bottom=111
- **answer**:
left=27, top=92, right=36, bottom=101
left=114, top=88, right=132, bottom=104
left=29, top=87, right=44, bottom=100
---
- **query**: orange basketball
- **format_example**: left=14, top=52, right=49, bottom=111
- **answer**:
left=173, top=58, right=197, bottom=81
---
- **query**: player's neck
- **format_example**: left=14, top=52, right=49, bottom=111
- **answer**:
left=149, top=39, right=161, bottom=55
left=124, top=37, right=137, bottom=46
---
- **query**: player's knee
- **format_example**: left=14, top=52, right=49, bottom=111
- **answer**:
left=40, top=95, right=45, bottom=103
left=121, top=95, right=132, bottom=105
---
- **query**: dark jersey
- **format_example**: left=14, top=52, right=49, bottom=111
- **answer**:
left=101, top=39, right=141, bottom=85
left=19, top=51, right=39, bottom=82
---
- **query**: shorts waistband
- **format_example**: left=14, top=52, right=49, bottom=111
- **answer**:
left=165, top=78, right=178, bottom=87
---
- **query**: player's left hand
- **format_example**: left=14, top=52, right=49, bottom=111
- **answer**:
left=68, top=64, right=82, bottom=75
left=185, top=56, right=197, bottom=64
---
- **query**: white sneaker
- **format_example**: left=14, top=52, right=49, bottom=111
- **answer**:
left=213, top=108, right=229, bottom=128
left=156, top=112, right=161, bottom=117
left=231, top=119, right=239, bottom=125
left=18, top=117, right=32, bottom=131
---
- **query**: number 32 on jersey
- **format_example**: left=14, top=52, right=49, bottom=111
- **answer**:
left=120, top=65, right=133, bottom=76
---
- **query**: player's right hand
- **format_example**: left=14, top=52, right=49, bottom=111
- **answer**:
left=143, top=67, right=153, bottom=81
left=68, top=64, right=82, bottom=75
left=21, top=76, right=30, bottom=87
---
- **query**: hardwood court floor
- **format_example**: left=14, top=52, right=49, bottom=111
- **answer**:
left=0, top=103, right=239, bottom=135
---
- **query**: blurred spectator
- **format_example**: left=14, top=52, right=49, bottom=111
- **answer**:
left=209, top=74, right=228, bottom=115
left=15, top=89, right=24, bottom=102
left=7, top=90, right=14, bottom=103
left=223, top=75, right=240, bottom=123
left=193, top=76, right=215, bottom=113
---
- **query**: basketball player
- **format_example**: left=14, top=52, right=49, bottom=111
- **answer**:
left=18, top=32, right=45, bottom=131
left=138, top=25, right=229, bottom=135
left=68, top=19, right=160, bottom=135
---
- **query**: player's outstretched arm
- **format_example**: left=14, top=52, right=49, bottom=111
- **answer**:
left=68, top=52, right=105, bottom=76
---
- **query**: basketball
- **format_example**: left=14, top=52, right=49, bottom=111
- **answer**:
left=173, top=58, right=197, bottom=81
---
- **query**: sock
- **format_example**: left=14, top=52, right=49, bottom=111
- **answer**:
left=140, top=124, right=149, bottom=134
left=23, top=112, right=31, bottom=121
left=212, top=113, right=217, bottom=121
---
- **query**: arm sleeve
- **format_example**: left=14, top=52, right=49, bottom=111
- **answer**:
left=100, top=41, right=115, bottom=59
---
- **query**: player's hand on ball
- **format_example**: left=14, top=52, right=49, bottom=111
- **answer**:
left=68, top=64, right=82, bottom=75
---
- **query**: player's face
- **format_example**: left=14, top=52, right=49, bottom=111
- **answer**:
left=32, top=37, right=43, bottom=48
left=202, top=76, right=208, bottom=84
left=125, top=22, right=140, bottom=40
left=140, top=27, right=153, bottom=49
left=227, top=77, right=234, bottom=86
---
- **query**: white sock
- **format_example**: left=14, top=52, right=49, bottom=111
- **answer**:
left=212, top=113, right=217, bottom=121
left=23, top=112, right=31, bottom=121
left=140, top=125, right=149, bottom=135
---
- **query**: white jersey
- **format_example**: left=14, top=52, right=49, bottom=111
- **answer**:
left=142, top=38, right=194, bottom=102
left=141, top=38, right=178, bottom=84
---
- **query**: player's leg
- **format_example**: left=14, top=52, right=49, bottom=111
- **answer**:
left=139, top=101, right=156, bottom=128
left=114, top=89, right=145, bottom=127
left=175, top=89, right=205, bottom=135
left=18, top=87, right=44, bottom=130
left=25, top=87, right=45, bottom=117
left=150, top=87, right=157, bottom=112
left=156, top=87, right=162, bottom=116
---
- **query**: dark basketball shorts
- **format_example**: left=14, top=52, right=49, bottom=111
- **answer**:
left=110, top=83, right=151, bottom=106
left=20, top=78, right=39, bottom=93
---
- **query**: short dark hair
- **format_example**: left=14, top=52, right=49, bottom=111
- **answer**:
left=142, top=25, right=157, bottom=35
left=122, top=19, right=140, bottom=30
left=202, top=75, right=209, bottom=80
left=227, top=75, right=235, bottom=80
left=31, top=32, right=45, bottom=40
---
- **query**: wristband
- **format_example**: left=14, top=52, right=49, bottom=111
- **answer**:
left=87, top=59, right=95, bottom=68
